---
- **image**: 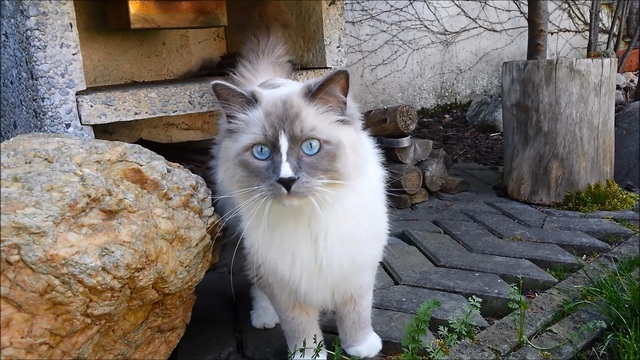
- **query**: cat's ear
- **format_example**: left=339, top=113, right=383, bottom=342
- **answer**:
left=307, top=69, right=349, bottom=112
left=211, top=81, right=256, bottom=119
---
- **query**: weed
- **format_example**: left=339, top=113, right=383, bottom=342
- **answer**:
left=554, top=179, right=639, bottom=213
left=509, top=235, right=523, bottom=241
left=546, top=266, right=569, bottom=281
left=614, top=219, right=640, bottom=233
left=574, top=255, right=640, bottom=359
left=508, top=277, right=528, bottom=347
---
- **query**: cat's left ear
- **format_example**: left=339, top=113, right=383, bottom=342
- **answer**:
left=307, top=69, right=349, bottom=112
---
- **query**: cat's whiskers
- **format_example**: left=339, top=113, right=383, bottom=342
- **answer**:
left=252, top=198, right=272, bottom=284
left=228, top=192, right=270, bottom=299
left=309, top=197, right=325, bottom=221
left=211, top=185, right=264, bottom=200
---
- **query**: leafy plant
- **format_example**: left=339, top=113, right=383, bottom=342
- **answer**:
left=575, top=255, right=640, bottom=359
left=554, top=179, right=639, bottom=213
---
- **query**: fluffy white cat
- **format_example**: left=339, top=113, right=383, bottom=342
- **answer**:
left=210, top=32, right=388, bottom=359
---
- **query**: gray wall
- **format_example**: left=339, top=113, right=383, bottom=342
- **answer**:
left=1, top=0, right=92, bottom=142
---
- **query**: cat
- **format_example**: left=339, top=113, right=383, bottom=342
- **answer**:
left=209, top=31, right=389, bottom=360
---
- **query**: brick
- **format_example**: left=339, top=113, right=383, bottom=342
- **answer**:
left=383, top=238, right=512, bottom=317
left=467, top=211, right=610, bottom=256
left=389, top=207, right=471, bottom=222
left=543, top=217, right=635, bottom=241
left=375, top=265, right=396, bottom=290
left=544, top=208, right=640, bottom=221
left=436, top=220, right=582, bottom=272
left=390, top=219, right=444, bottom=235
left=399, top=269, right=512, bottom=318
left=488, top=201, right=548, bottom=228
left=508, top=305, right=607, bottom=360
left=374, top=285, right=489, bottom=331
left=404, top=231, right=557, bottom=290
left=320, top=308, right=433, bottom=354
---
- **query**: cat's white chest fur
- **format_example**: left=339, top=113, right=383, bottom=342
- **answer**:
left=240, top=135, right=388, bottom=309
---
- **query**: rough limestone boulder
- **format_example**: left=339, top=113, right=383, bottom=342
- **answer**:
left=466, top=95, right=503, bottom=133
left=1, top=133, right=220, bottom=359
left=614, top=101, right=640, bottom=191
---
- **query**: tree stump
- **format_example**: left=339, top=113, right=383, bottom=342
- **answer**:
left=502, top=58, right=615, bottom=205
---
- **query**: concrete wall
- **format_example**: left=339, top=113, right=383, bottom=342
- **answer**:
left=1, top=1, right=92, bottom=142
left=344, top=1, right=602, bottom=110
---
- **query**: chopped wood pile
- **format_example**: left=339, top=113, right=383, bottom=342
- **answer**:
left=363, top=105, right=470, bottom=209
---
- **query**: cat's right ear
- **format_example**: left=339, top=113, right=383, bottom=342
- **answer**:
left=211, top=81, right=256, bottom=120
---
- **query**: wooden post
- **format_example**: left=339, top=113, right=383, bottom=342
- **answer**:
left=502, top=58, right=615, bottom=205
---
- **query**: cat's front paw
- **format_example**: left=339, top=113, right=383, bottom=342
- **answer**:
left=343, top=331, right=382, bottom=358
left=250, top=306, right=280, bottom=329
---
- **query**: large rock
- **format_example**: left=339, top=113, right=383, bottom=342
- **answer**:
left=1, top=134, right=220, bottom=359
left=614, top=101, right=640, bottom=191
left=466, top=96, right=503, bottom=133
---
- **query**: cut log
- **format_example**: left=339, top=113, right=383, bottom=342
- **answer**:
left=409, top=188, right=429, bottom=205
left=388, top=188, right=430, bottom=209
left=386, top=163, right=423, bottom=195
left=428, top=148, right=454, bottom=172
left=363, top=105, right=418, bottom=137
left=440, top=176, right=470, bottom=195
left=388, top=192, right=411, bottom=209
left=384, top=139, right=433, bottom=165
left=417, top=158, right=448, bottom=193
left=502, top=58, right=615, bottom=204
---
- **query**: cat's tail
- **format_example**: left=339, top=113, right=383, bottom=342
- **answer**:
left=230, top=1, right=294, bottom=88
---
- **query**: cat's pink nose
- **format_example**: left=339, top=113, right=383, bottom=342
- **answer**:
left=276, top=176, right=298, bottom=192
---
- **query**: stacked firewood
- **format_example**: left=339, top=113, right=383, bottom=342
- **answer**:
left=363, top=105, right=470, bottom=209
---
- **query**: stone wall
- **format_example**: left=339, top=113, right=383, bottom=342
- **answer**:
left=1, top=1, right=93, bottom=142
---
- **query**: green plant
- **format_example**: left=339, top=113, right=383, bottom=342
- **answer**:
left=401, top=296, right=483, bottom=360
left=508, top=278, right=529, bottom=347
left=290, top=296, right=483, bottom=360
left=575, top=255, right=640, bottom=359
left=546, top=266, right=569, bottom=281
left=554, top=179, right=639, bottom=213
left=615, top=219, right=640, bottom=233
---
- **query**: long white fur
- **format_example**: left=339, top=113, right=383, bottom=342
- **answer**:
left=212, top=35, right=388, bottom=359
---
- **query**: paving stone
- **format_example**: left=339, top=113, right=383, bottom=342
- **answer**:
left=585, top=210, right=640, bottom=221
left=383, top=238, right=512, bottom=317
left=488, top=201, right=548, bottom=228
left=508, top=305, right=607, bottom=360
left=544, top=208, right=640, bottom=221
left=375, top=265, right=396, bottom=290
left=399, top=269, right=512, bottom=318
left=383, top=238, right=435, bottom=282
left=238, top=288, right=288, bottom=360
left=320, top=308, right=432, bottom=354
left=404, top=231, right=557, bottom=291
left=543, top=217, right=635, bottom=241
left=173, top=271, right=243, bottom=360
left=603, top=234, right=639, bottom=262
left=390, top=218, right=444, bottom=235
left=374, top=285, right=489, bottom=331
left=448, top=167, right=496, bottom=193
left=455, top=167, right=502, bottom=187
left=467, top=211, right=610, bottom=256
left=436, top=220, right=582, bottom=272
left=389, top=207, right=471, bottom=222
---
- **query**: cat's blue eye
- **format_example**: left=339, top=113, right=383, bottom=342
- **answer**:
left=251, top=144, right=271, bottom=160
left=301, top=138, right=321, bottom=156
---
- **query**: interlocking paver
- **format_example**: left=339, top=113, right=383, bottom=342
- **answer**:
left=543, top=208, right=640, bottom=221
left=404, top=230, right=557, bottom=290
left=390, top=219, right=444, bottom=234
left=320, top=308, right=432, bottom=354
left=374, top=285, right=489, bottom=330
left=436, top=219, right=582, bottom=272
left=543, top=217, right=635, bottom=241
left=383, top=237, right=512, bottom=316
left=488, top=201, right=548, bottom=228
left=466, top=211, right=610, bottom=256
left=508, top=305, right=607, bottom=360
